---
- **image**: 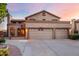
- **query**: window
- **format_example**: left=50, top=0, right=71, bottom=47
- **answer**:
left=29, top=19, right=36, bottom=21
left=12, top=22, right=16, bottom=24
left=38, top=28, right=44, bottom=31
left=10, top=27, right=15, bottom=36
left=21, top=24, right=25, bottom=28
left=52, top=19, right=58, bottom=21
left=42, top=12, right=46, bottom=16
left=18, top=22, right=22, bottom=24
left=32, top=19, right=36, bottom=21
left=38, top=29, right=40, bottom=31
left=40, top=28, right=43, bottom=31
left=43, top=19, right=46, bottom=21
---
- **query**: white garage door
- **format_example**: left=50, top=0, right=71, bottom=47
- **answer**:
left=55, top=29, right=68, bottom=39
left=29, top=29, right=53, bottom=39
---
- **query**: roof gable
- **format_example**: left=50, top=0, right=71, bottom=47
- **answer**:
left=25, top=10, right=60, bottom=19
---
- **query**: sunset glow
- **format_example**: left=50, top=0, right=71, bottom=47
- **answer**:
left=7, top=3, right=79, bottom=21
left=1, top=3, right=79, bottom=30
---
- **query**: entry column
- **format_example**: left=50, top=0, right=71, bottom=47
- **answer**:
left=26, top=28, right=29, bottom=39
left=67, top=28, right=70, bottom=39
left=53, top=28, right=56, bottom=39
left=52, top=28, right=56, bottom=39
left=15, top=28, right=17, bottom=37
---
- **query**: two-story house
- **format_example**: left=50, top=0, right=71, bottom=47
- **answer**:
left=7, top=10, right=71, bottom=40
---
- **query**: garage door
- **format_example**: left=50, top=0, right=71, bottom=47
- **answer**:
left=29, top=29, right=53, bottom=39
left=55, top=29, right=68, bottom=39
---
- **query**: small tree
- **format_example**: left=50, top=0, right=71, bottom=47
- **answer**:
left=0, top=3, right=8, bottom=23
left=0, top=3, right=8, bottom=44
left=0, top=4, right=9, bottom=56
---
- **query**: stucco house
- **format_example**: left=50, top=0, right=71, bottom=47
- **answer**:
left=71, top=19, right=79, bottom=34
left=7, top=10, right=72, bottom=39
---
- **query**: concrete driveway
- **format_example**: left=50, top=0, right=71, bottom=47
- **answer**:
left=6, top=39, right=79, bottom=56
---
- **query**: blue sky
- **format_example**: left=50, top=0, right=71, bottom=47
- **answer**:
left=7, top=3, right=79, bottom=20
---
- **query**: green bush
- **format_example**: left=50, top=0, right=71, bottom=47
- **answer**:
left=74, top=30, right=78, bottom=34
left=0, top=47, right=9, bottom=56
left=69, top=34, right=79, bottom=40
left=0, top=38, right=5, bottom=44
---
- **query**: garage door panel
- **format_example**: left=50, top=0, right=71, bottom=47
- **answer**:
left=29, top=29, right=53, bottom=39
left=55, top=29, right=68, bottom=39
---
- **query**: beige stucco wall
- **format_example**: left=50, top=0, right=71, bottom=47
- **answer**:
left=25, top=23, right=71, bottom=28
left=76, top=23, right=79, bottom=31
left=9, top=23, right=25, bottom=28
left=27, top=12, right=59, bottom=21
left=53, top=23, right=71, bottom=28
left=8, top=22, right=25, bottom=37
left=8, top=25, right=17, bottom=37
left=25, top=11, right=71, bottom=29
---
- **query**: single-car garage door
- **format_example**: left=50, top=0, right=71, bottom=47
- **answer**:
left=55, top=29, right=68, bottom=39
left=29, top=29, right=53, bottom=39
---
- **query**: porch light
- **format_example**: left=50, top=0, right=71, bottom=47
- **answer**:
left=26, top=29, right=28, bottom=32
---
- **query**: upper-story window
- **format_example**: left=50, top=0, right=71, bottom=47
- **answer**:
left=42, top=12, right=46, bottom=16
left=52, top=19, right=58, bottom=21
left=38, top=28, right=44, bottom=31
left=10, top=27, right=15, bottom=36
left=42, top=19, right=46, bottom=21
left=29, top=19, right=36, bottom=21
left=18, top=22, right=22, bottom=24
left=18, top=22, right=24, bottom=24
left=12, top=22, right=16, bottom=24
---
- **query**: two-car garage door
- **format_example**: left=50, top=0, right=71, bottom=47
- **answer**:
left=29, top=29, right=53, bottom=39
left=28, top=29, right=68, bottom=39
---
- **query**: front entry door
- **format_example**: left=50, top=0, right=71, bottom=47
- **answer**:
left=17, top=28, right=26, bottom=37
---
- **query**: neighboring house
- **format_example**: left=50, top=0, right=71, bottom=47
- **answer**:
left=72, top=19, right=79, bottom=34
left=7, top=10, right=71, bottom=39
left=0, top=30, right=7, bottom=37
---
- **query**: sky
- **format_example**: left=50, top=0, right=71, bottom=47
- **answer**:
left=7, top=3, right=79, bottom=20
left=1, top=3, right=79, bottom=30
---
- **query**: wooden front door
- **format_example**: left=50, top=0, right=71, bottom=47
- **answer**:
left=17, top=28, right=26, bottom=37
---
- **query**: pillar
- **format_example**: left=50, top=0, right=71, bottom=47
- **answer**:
left=53, top=28, right=56, bottom=39
left=26, top=28, right=29, bottom=39
left=8, top=27, right=11, bottom=38
left=67, top=29, right=70, bottom=39
left=15, top=28, right=17, bottom=37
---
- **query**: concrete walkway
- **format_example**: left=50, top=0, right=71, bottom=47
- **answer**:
left=8, top=45, right=22, bottom=56
left=6, top=39, right=79, bottom=56
left=0, top=44, right=22, bottom=56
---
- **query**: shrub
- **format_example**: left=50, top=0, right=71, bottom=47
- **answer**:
left=0, top=47, right=9, bottom=56
left=74, top=30, right=78, bottom=34
left=69, top=34, right=79, bottom=40
left=0, top=38, right=6, bottom=44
